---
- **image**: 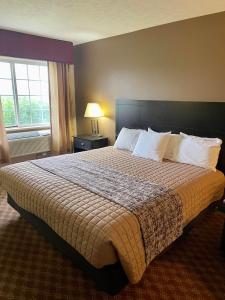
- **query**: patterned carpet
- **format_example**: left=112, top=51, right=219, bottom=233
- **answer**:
left=0, top=189, right=225, bottom=300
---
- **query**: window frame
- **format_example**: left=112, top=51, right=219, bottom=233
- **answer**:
left=0, top=56, right=51, bottom=132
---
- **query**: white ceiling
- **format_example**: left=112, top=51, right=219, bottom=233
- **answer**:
left=1, top=0, right=225, bottom=45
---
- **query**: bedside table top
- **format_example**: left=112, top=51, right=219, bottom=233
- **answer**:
left=74, top=135, right=108, bottom=141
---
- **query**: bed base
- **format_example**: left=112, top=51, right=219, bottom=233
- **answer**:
left=7, top=195, right=128, bottom=296
left=7, top=194, right=222, bottom=295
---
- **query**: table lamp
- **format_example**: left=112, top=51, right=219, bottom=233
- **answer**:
left=84, top=103, right=104, bottom=136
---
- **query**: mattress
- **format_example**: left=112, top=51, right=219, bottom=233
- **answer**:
left=0, top=146, right=224, bottom=283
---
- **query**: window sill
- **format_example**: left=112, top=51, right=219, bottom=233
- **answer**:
left=6, top=125, right=51, bottom=134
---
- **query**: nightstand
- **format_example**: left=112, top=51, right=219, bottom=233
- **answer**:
left=73, top=135, right=108, bottom=152
left=217, top=199, right=225, bottom=252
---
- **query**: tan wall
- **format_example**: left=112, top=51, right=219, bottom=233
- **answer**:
left=74, top=12, right=225, bottom=144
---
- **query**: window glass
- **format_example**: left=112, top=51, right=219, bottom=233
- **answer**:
left=0, top=79, right=13, bottom=95
left=16, top=80, right=29, bottom=95
left=41, top=81, right=49, bottom=96
left=40, top=66, right=48, bottom=81
left=28, top=65, right=40, bottom=80
left=0, top=62, right=11, bottom=78
left=0, top=59, right=50, bottom=128
left=1, top=96, right=16, bottom=127
left=15, top=64, right=28, bottom=79
left=29, top=81, right=41, bottom=95
left=18, top=96, right=31, bottom=126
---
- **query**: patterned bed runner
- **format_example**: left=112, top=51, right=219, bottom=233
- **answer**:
left=31, top=154, right=183, bottom=265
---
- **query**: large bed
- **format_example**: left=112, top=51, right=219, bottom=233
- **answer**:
left=1, top=100, right=225, bottom=294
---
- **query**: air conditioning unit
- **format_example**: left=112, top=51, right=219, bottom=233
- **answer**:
left=8, top=130, right=51, bottom=158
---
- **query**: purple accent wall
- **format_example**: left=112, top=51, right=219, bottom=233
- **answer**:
left=0, top=29, right=73, bottom=64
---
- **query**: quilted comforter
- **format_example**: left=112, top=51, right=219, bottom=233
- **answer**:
left=32, top=155, right=183, bottom=265
left=0, top=146, right=224, bottom=283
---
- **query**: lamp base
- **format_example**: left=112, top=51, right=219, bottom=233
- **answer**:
left=91, top=119, right=100, bottom=136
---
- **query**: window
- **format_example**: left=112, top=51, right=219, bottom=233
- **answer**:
left=0, top=58, right=50, bottom=129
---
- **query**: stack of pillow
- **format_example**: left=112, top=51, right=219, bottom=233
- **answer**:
left=114, top=127, right=222, bottom=171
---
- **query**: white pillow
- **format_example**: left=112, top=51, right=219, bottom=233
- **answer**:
left=180, top=132, right=222, bottom=146
left=148, top=128, right=180, bottom=161
left=114, top=127, right=144, bottom=151
left=176, top=133, right=222, bottom=171
left=132, top=130, right=171, bottom=162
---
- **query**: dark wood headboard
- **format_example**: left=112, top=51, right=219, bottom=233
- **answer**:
left=116, top=99, right=225, bottom=174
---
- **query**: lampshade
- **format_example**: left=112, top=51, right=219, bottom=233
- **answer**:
left=84, top=103, right=104, bottom=118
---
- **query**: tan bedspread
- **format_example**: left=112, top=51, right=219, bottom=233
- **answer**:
left=0, top=146, right=224, bottom=283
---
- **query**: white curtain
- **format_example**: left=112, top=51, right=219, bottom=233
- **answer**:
left=0, top=99, right=10, bottom=163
